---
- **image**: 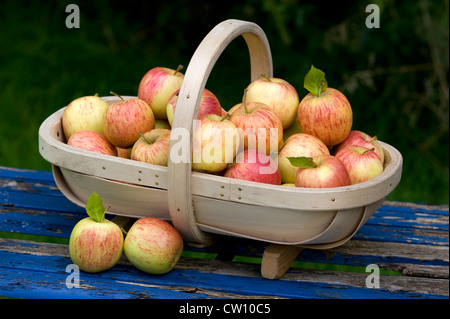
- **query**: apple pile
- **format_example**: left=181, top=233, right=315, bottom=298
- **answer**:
left=61, top=64, right=385, bottom=189
left=69, top=192, right=183, bottom=274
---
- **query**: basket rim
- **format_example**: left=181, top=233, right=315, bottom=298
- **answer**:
left=38, top=100, right=403, bottom=212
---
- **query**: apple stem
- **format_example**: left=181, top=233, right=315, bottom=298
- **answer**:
left=317, top=81, right=327, bottom=97
left=370, top=136, right=378, bottom=142
left=220, top=114, right=231, bottom=122
left=362, top=147, right=376, bottom=155
left=174, top=64, right=184, bottom=75
left=138, top=131, right=153, bottom=145
left=110, top=91, right=124, bottom=101
left=261, top=73, right=272, bottom=82
left=242, top=89, right=249, bottom=114
left=94, top=93, right=99, bottom=97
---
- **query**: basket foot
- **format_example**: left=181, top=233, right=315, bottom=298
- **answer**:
left=261, top=244, right=303, bottom=280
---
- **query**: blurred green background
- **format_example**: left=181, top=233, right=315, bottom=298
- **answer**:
left=0, top=0, right=448, bottom=204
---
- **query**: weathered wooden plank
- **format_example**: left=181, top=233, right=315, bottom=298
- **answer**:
left=2, top=196, right=447, bottom=248
left=1, top=167, right=448, bottom=299
left=0, top=166, right=54, bottom=183
left=372, top=204, right=449, bottom=229
left=322, top=240, right=449, bottom=264
left=1, top=248, right=446, bottom=299
left=0, top=207, right=84, bottom=239
left=1, top=238, right=448, bottom=298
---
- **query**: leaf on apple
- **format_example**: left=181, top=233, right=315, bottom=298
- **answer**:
left=287, top=156, right=317, bottom=168
left=86, top=191, right=106, bottom=223
left=303, top=65, right=328, bottom=96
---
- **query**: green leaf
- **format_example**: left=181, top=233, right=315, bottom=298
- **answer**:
left=287, top=156, right=317, bottom=168
left=303, top=65, right=328, bottom=96
left=86, top=191, right=105, bottom=222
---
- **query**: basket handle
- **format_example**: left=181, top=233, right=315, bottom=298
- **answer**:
left=167, top=19, right=273, bottom=244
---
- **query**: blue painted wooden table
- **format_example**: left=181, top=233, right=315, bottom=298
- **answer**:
left=1, top=166, right=448, bottom=303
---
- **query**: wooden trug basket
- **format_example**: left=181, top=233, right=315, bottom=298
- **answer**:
left=38, top=20, right=403, bottom=279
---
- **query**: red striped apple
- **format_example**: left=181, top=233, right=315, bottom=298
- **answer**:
left=278, top=133, right=330, bottom=183
left=224, top=149, right=281, bottom=185
left=333, top=130, right=384, bottom=164
left=229, top=91, right=283, bottom=155
left=289, top=155, right=351, bottom=188
left=69, top=192, right=124, bottom=273
left=192, top=114, right=240, bottom=172
left=131, top=129, right=171, bottom=166
left=245, top=75, right=299, bottom=129
left=335, top=145, right=384, bottom=184
left=297, top=65, right=352, bottom=147
left=227, top=102, right=242, bottom=115
left=62, top=94, right=109, bottom=140
left=138, top=65, right=184, bottom=120
left=67, top=130, right=117, bottom=156
left=124, top=217, right=183, bottom=275
left=166, top=88, right=223, bottom=126
left=116, top=147, right=131, bottom=159
left=102, top=92, right=155, bottom=148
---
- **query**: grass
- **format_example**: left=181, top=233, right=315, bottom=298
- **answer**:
left=0, top=0, right=448, bottom=205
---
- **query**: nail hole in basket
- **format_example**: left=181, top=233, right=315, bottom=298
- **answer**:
left=138, top=170, right=142, bottom=174
left=331, top=198, right=336, bottom=202
left=138, top=178, right=142, bottom=182
left=155, top=174, right=159, bottom=178
left=238, top=187, right=242, bottom=191
left=155, top=182, right=159, bottom=186
left=102, top=166, right=106, bottom=170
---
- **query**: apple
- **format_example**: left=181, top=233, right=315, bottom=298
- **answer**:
left=67, top=130, right=118, bottom=156
left=297, top=65, right=353, bottom=147
left=166, top=88, right=223, bottom=126
left=102, top=92, right=155, bottom=148
left=278, top=133, right=330, bottom=183
left=282, top=117, right=302, bottom=141
left=131, top=129, right=171, bottom=166
left=155, top=119, right=171, bottom=130
left=227, top=102, right=243, bottom=115
left=335, top=145, right=384, bottom=184
left=138, top=65, right=184, bottom=120
left=282, top=183, right=296, bottom=187
left=192, top=114, right=240, bottom=173
left=289, top=155, right=351, bottom=188
left=229, top=91, right=283, bottom=155
left=333, top=130, right=384, bottom=164
left=117, top=147, right=131, bottom=159
left=245, top=75, right=299, bottom=129
left=62, top=94, right=109, bottom=140
left=124, top=217, right=183, bottom=275
left=224, top=149, right=281, bottom=185
left=69, top=192, right=124, bottom=273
